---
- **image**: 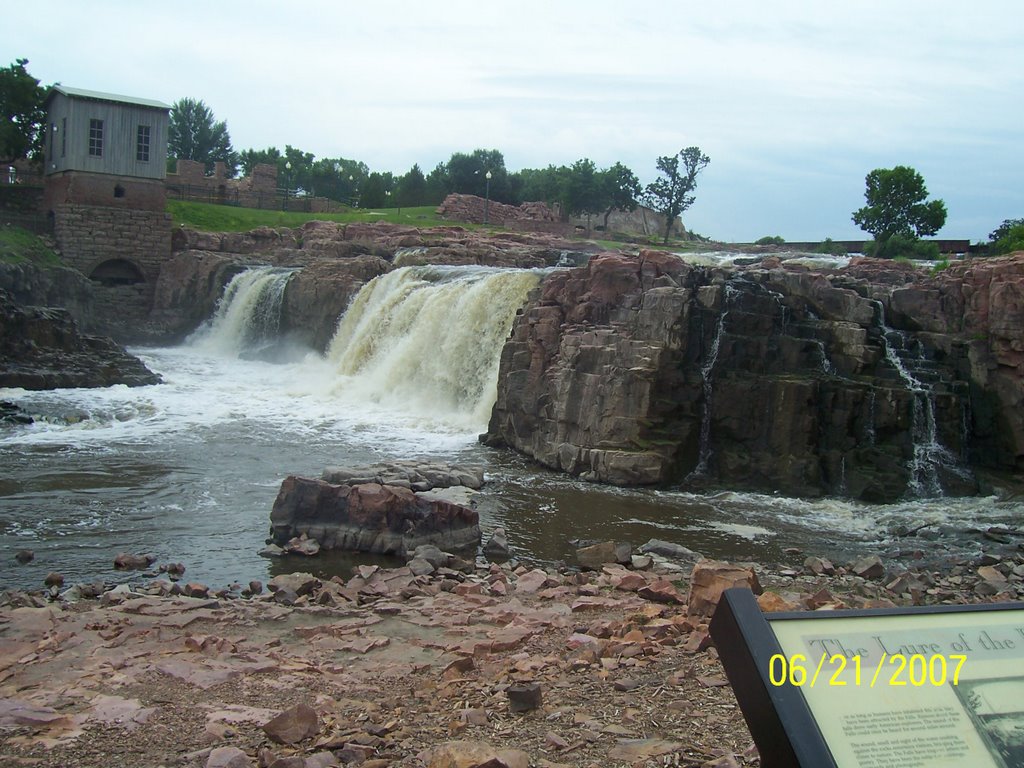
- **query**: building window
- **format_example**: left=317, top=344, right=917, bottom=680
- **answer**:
left=88, top=119, right=103, bottom=157
left=61, top=117, right=66, bottom=157
left=136, top=125, right=151, bottom=162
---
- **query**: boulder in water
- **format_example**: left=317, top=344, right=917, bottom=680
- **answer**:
left=270, top=476, right=481, bottom=558
left=0, top=289, right=161, bottom=390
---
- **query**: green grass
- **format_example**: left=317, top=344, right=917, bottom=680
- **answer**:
left=167, top=200, right=448, bottom=232
left=0, top=226, right=62, bottom=267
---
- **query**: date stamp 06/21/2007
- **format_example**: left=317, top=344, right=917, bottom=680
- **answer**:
left=768, top=651, right=967, bottom=688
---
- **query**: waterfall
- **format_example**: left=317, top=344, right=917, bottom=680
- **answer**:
left=326, top=265, right=541, bottom=428
left=190, top=267, right=297, bottom=359
left=871, top=299, right=968, bottom=497
left=863, top=389, right=877, bottom=446
left=814, top=340, right=836, bottom=375
left=690, top=286, right=732, bottom=477
left=879, top=326, right=940, bottom=496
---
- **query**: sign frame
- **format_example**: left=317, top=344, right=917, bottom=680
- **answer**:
left=709, top=587, right=1024, bottom=768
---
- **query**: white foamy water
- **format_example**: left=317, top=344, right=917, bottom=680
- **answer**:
left=672, top=249, right=852, bottom=270
left=327, top=265, right=542, bottom=427
left=2, top=264, right=1021, bottom=591
left=190, top=266, right=298, bottom=358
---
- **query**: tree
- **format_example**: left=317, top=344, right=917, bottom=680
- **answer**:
left=445, top=149, right=511, bottom=202
left=600, top=162, right=641, bottom=230
left=561, top=158, right=605, bottom=229
left=359, top=172, right=394, bottom=209
left=278, top=145, right=315, bottom=194
left=309, top=157, right=366, bottom=204
left=643, top=147, right=710, bottom=244
left=168, top=97, right=238, bottom=176
left=424, top=162, right=450, bottom=205
left=0, top=58, right=47, bottom=165
left=989, top=218, right=1024, bottom=255
left=514, top=165, right=566, bottom=208
left=852, top=166, right=947, bottom=259
left=238, top=146, right=281, bottom=176
left=396, top=163, right=427, bottom=208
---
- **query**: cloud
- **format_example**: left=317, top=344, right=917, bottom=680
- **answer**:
left=10, top=0, right=1024, bottom=240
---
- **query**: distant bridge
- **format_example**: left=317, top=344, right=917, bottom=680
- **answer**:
left=760, top=239, right=975, bottom=255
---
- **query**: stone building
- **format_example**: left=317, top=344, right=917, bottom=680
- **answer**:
left=42, top=86, right=174, bottom=339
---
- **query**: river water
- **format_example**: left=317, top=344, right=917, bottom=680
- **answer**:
left=1, top=264, right=1020, bottom=591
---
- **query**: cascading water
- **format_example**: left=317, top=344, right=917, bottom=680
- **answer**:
left=190, top=267, right=297, bottom=359
left=690, top=285, right=732, bottom=477
left=874, top=302, right=963, bottom=497
left=326, top=265, right=541, bottom=429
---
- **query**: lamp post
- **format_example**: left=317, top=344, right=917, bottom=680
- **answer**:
left=348, top=174, right=357, bottom=208
left=484, top=170, right=492, bottom=225
left=283, top=161, right=292, bottom=210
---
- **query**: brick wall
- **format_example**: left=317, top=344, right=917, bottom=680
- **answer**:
left=43, top=172, right=167, bottom=212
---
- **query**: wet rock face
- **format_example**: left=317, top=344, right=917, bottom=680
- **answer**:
left=152, top=221, right=597, bottom=349
left=0, top=289, right=161, bottom=389
left=483, top=251, right=1024, bottom=502
left=270, top=476, right=481, bottom=557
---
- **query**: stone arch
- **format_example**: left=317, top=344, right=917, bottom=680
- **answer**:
left=88, top=258, right=146, bottom=287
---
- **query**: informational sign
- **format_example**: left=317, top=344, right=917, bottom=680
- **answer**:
left=709, top=588, right=1024, bottom=768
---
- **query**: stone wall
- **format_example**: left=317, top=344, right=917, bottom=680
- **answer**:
left=437, top=194, right=684, bottom=240
left=436, top=194, right=560, bottom=227
left=568, top=206, right=685, bottom=239
left=52, top=203, right=172, bottom=340
left=165, top=160, right=341, bottom=212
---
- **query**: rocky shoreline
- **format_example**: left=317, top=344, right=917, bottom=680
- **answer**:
left=0, top=287, right=161, bottom=390
left=3, top=534, right=1022, bottom=768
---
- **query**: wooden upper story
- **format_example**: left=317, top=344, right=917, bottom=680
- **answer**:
left=43, top=86, right=170, bottom=181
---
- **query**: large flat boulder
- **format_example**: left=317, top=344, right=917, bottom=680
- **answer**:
left=270, top=476, right=481, bottom=557
left=0, top=289, right=160, bottom=389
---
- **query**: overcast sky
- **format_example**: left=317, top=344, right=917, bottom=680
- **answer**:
left=11, top=1, right=1023, bottom=241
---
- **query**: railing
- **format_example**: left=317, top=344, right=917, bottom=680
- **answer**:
left=165, top=183, right=349, bottom=213
left=0, top=168, right=50, bottom=233
left=0, top=167, right=44, bottom=187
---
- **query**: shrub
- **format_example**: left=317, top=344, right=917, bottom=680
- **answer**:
left=815, top=237, right=848, bottom=256
left=992, top=222, right=1024, bottom=255
left=865, top=234, right=939, bottom=260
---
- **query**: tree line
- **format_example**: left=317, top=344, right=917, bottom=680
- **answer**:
left=165, top=96, right=709, bottom=243
left=4, top=58, right=1022, bottom=255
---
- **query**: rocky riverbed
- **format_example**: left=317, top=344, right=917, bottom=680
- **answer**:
left=3, top=539, right=1022, bottom=768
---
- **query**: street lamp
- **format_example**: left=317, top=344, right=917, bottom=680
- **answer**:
left=484, top=170, right=492, bottom=225
left=284, top=161, right=292, bottom=209
left=348, top=174, right=357, bottom=208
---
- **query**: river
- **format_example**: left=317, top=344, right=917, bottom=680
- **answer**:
left=1, top=263, right=1019, bottom=591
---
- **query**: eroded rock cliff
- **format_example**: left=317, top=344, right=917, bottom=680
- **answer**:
left=483, top=251, right=1024, bottom=502
left=0, top=289, right=161, bottom=389
left=150, top=220, right=597, bottom=349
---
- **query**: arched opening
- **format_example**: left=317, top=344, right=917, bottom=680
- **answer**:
left=89, top=258, right=146, bottom=286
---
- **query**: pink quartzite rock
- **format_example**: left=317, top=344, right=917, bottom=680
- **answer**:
left=262, top=703, right=321, bottom=745
left=270, top=477, right=480, bottom=558
left=687, top=559, right=763, bottom=618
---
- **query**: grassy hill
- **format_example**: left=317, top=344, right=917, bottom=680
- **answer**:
left=167, top=201, right=448, bottom=232
left=0, top=226, right=62, bottom=267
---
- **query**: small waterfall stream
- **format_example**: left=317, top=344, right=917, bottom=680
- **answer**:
left=691, top=285, right=732, bottom=477
left=190, top=267, right=298, bottom=359
left=874, top=303, right=962, bottom=497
